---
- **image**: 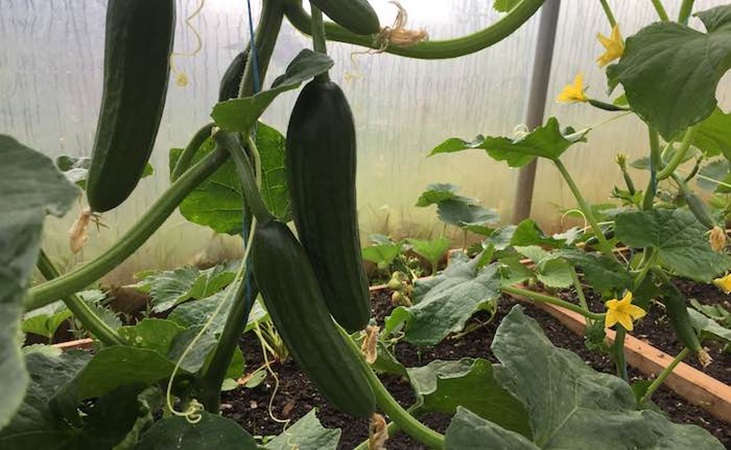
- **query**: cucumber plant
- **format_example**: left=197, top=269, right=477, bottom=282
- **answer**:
left=2, top=1, right=729, bottom=449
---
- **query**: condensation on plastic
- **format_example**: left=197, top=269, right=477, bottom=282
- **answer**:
left=1, top=0, right=729, bottom=280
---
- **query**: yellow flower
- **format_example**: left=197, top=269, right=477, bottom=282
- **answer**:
left=596, top=25, right=624, bottom=67
left=557, top=73, right=589, bottom=104
left=605, top=292, right=646, bottom=331
left=713, top=274, right=731, bottom=294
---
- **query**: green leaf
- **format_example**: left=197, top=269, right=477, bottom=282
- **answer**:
left=689, top=308, right=731, bottom=344
left=362, top=243, right=403, bottom=269
left=697, top=159, right=731, bottom=193
left=406, top=237, right=451, bottom=272
left=166, top=327, right=217, bottom=374
left=692, top=107, right=731, bottom=158
left=491, top=306, right=724, bottom=449
left=407, top=358, right=531, bottom=438
left=67, top=346, right=178, bottom=400
left=390, top=252, right=501, bottom=345
left=416, top=184, right=498, bottom=228
left=557, top=249, right=633, bottom=292
left=212, top=49, right=333, bottom=132
left=0, top=350, right=91, bottom=449
left=0, top=136, right=78, bottom=430
left=168, top=293, right=268, bottom=335
left=606, top=6, right=731, bottom=140
left=264, top=409, right=340, bottom=450
left=429, top=118, right=586, bottom=167
left=514, top=246, right=572, bottom=289
left=445, top=407, right=539, bottom=450
left=511, top=219, right=569, bottom=248
left=137, top=412, right=257, bottom=450
left=614, top=209, right=731, bottom=282
left=22, top=301, right=73, bottom=339
left=118, top=318, right=186, bottom=355
left=169, top=123, right=290, bottom=232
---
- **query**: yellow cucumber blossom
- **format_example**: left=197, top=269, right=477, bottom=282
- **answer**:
left=557, top=73, right=589, bottom=104
left=713, top=273, right=731, bottom=294
left=596, top=24, right=624, bottom=67
left=604, top=291, right=646, bottom=331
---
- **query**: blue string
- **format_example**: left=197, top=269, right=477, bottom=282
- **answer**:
left=242, top=0, right=260, bottom=306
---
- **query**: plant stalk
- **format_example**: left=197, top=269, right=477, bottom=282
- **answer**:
left=677, top=0, right=694, bottom=25
left=36, top=250, right=126, bottom=346
left=310, top=5, right=330, bottom=83
left=643, top=127, right=662, bottom=210
left=171, top=123, right=216, bottom=182
left=502, top=285, right=605, bottom=320
left=26, top=147, right=230, bottom=312
left=553, top=159, right=615, bottom=259
left=650, top=0, right=670, bottom=21
left=569, top=266, right=591, bottom=325
left=656, top=126, right=698, bottom=181
left=239, top=0, right=284, bottom=98
left=640, top=347, right=690, bottom=403
left=283, top=0, right=544, bottom=59
left=598, top=0, right=617, bottom=27
left=614, top=326, right=628, bottom=381
left=338, top=328, right=445, bottom=449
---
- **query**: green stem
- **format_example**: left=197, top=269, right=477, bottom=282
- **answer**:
left=598, top=0, right=617, bottom=27
left=310, top=5, right=330, bottom=83
left=338, top=328, right=445, bottom=449
left=633, top=249, right=657, bottom=291
left=640, top=347, right=690, bottom=403
left=569, top=266, right=591, bottom=325
left=502, top=285, right=605, bottom=320
left=643, top=127, right=662, bottom=210
left=171, top=123, right=215, bottom=182
left=650, top=0, right=670, bottom=21
left=26, top=147, right=230, bottom=312
left=656, top=126, right=698, bottom=181
left=554, top=159, right=615, bottom=259
left=239, top=0, right=284, bottom=97
left=36, top=250, right=126, bottom=346
left=614, top=326, right=628, bottom=381
left=283, top=0, right=545, bottom=59
left=677, top=0, right=694, bottom=25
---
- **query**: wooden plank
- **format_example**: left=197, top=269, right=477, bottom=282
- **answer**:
left=52, top=338, right=94, bottom=351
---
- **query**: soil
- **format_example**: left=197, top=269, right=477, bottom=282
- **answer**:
left=220, top=288, right=731, bottom=449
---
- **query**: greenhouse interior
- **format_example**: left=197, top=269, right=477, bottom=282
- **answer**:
left=2, top=0, right=730, bottom=448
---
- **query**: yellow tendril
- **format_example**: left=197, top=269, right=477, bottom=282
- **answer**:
left=170, top=0, right=206, bottom=87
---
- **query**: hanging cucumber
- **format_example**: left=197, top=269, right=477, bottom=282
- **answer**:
left=251, top=219, right=376, bottom=417
left=86, top=0, right=175, bottom=212
left=661, top=284, right=704, bottom=359
left=286, top=78, right=371, bottom=332
left=218, top=50, right=249, bottom=102
left=310, top=0, right=381, bottom=35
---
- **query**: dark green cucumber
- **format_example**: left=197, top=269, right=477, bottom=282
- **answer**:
left=684, top=190, right=715, bottom=230
left=661, top=284, right=702, bottom=354
left=310, top=0, right=380, bottom=35
left=218, top=50, right=249, bottom=102
left=86, top=0, right=175, bottom=212
left=286, top=79, right=370, bottom=332
left=251, top=220, right=375, bottom=417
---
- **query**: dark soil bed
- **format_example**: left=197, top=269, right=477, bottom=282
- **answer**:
left=221, top=288, right=731, bottom=449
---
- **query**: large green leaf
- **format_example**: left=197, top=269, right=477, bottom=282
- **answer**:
left=428, top=118, right=586, bottom=167
left=168, top=292, right=268, bottom=335
left=614, top=209, right=731, bottom=282
left=697, top=159, right=731, bottom=193
left=386, top=252, right=500, bottom=345
left=514, top=246, right=572, bottom=289
left=445, top=407, right=538, bottom=450
left=212, top=49, right=333, bottom=132
left=0, top=350, right=91, bottom=448
left=510, top=219, right=574, bottom=248
left=264, top=409, right=340, bottom=450
left=607, top=6, right=731, bottom=140
left=118, top=319, right=186, bottom=355
left=692, top=107, right=731, bottom=159
left=22, top=301, right=73, bottom=340
left=557, top=249, right=633, bottom=292
left=407, top=358, right=531, bottom=438
left=689, top=308, right=731, bottom=344
left=169, top=122, right=290, bottom=232
left=0, top=135, right=78, bottom=430
left=136, top=412, right=257, bottom=450
left=491, top=306, right=724, bottom=449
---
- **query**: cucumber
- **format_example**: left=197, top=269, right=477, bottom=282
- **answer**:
left=87, top=0, right=175, bottom=212
left=661, top=284, right=702, bottom=355
left=218, top=50, right=249, bottom=102
left=286, top=79, right=371, bottom=332
left=251, top=220, right=375, bottom=417
left=310, top=0, right=380, bottom=35
left=684, top=190, right=715, bottom=230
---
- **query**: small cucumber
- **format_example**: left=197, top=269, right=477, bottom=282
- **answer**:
left=251, top=220, right=375, bottom=417
left=310, top=0, right=381, bottom=35
left=218, top=50, right=249, bottom=102
left=87, top=0, right=175, bottom=212
left=661, top=284, right=702, bottom=355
